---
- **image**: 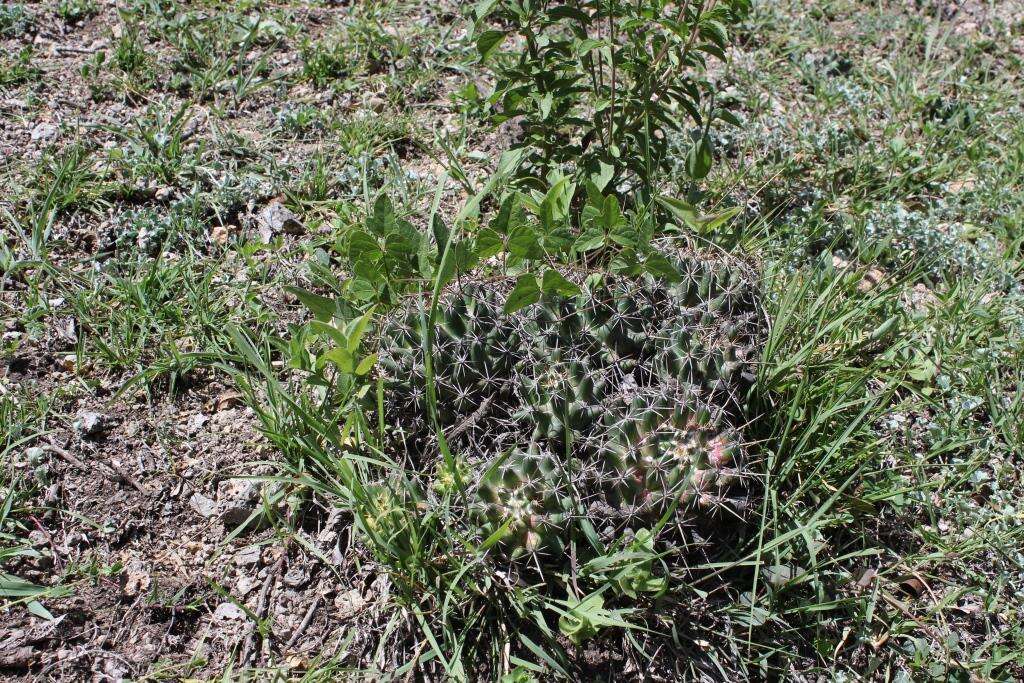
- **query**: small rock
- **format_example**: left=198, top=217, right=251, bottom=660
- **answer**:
left=31, top=122, right=58, bottom=143
left=189, top=492, right=217, bottom=518
left=282, top=566, right=309, bottom=589
left=213, top=602, right=245, bottom=621
left=122, top=561, right=151, bottom=597
left=256, top=199, right=304, bottom=241
left=233, top=545, right=261, bottom=567
left=236, top=575, right=257, bottom=596
left=209, top=224, right=233, bottom=245
left=99, top=655, right=130, bottom=681
left=215, top=391, right=244, bottom=411
left=186, top=413, right=209, bottom=435
left=216, top=478, right=261, bottom=527
left=24, top=447, right=47, bottom=468
left=42, top=484, right=61, bottom=508
left=858, top=267, right=886, bottom=293
left=366, top=96, right=386, bottom=112
left=73, top=411, right=107, bottom=437
left=334, top=589, right=366, bottom=619
left=909, top=283, right=939, bottom=312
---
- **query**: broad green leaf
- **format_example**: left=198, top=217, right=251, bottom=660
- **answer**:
left=345, top=307, right=376, bottom=353
left=496, top=147, right=528, bottom=178
left=657, top=196, right=700, bottom=231
left=475, top=227, right=504, bottom=259
left=355, top=353, right=378, bottom=376
left=490, top=194, right=517, bottom=235
left=367, top=194, right=396, bottom=236
left=590, top=160, right=614, bottom=191
left=686, top=134, right=713, bottom=180
left=285, top=286, right=336, bottom=322
left=538, top=92, right=553, bottom=120
left=507, top=224, right=543, bottom=259
left=575, top=38, right=604, bottom=55
left=716, top=108, right=742, bottom=127
left=309, top=320, right=347, bottom=347
left=346, top=277, right=378, bottom=302
left=908, top=352, right=937, bottom=382
left=474, top=0, right=500, bottom=20
left=538, top=177, right=574, bottom=232
left=504, top=274, right=541, bottom=313
left=0, top=573, right=46, bottom=597
left=547, top=5, right=591, bottom=25
left=476, top=30, right=505, bottom=61
left=644, top=253, right=682, bottom=281
left=557, top=593, right=604, bottom=645
left=346, top=230, right=382, bottom=261
left=322, top=347, right=354, bottom=374
left=599, top=195, right=625, bottom=231
left=698, top=206, right=742, bottom=234
left=431, top=214, right=449, bottom=250
left=541, top=269, right=581, bottom=297
left=574, top=228, right=605, bottom=253
left=384, top=227, right=419, bottom=256
left=27, top=600, right=54, bottom=620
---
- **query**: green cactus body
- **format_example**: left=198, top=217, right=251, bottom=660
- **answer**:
left=376, top=253, right=758, bottom=559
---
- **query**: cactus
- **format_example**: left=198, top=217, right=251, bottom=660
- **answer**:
left=376, top=253, right=759, bottom=559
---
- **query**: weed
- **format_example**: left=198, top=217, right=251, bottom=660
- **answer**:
left=58, top=0, right=98, bottom=23
left=0, top=46, right=40, bottom=88
left=66, top=249, right=277, bottom=389
left=0, top=3, right=33, bottom=38
left=474, top=0, right=751, bottom=199
left=301, top=14, right=410, bottom=87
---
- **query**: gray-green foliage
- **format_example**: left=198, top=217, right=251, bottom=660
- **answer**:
left=0, top=3, right=33, bottom=38
left=378, top=254, right=758, bottom=558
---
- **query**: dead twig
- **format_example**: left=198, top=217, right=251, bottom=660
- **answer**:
left=52, top=43, right=107, bottom=55
left=239, top=546, right=288, bottom=666
left=285, top=595, right=321, bottom=650
left=446, top=393, right=495, bottom=441
left=43, top=442, right=149, bottom=495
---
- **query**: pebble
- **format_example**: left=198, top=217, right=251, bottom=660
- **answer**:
left=213, top=602, right=245, bottom=621
left=282, top=566, right=309, bottom=589
left=216, top=478, right=261, bottom=526
left=233, top=545, right=261, bottom=567
left=188, top=492, right=217, bottom=518
left=73, top=411, right=107, bottom=437
left=256, top=200, right=304, bottom=241
left=31, top=122, right=58, bottom=143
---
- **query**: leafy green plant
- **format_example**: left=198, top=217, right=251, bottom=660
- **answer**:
left=474, top=0, right=750, bottom=199
left=580, top=528, right=668, bottom=598
left=164, top=12, right=280, bottom=106
left=0, top=45, right=40, bottom=88
left=78, top=17, right=152, bottom=101
left=102, top=103, right=197, bottom=187
left=556, top=591, right=633, bottom=645
left=0, top=394, right=70, bottom=620
left=301, top=18, right=409, bottom=86
left=0, top=3, right=33, bottom=38
left=58, top=0, right=98, bottom=23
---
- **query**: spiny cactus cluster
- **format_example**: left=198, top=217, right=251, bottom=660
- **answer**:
left=377, top=254, right=759, bottom=558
